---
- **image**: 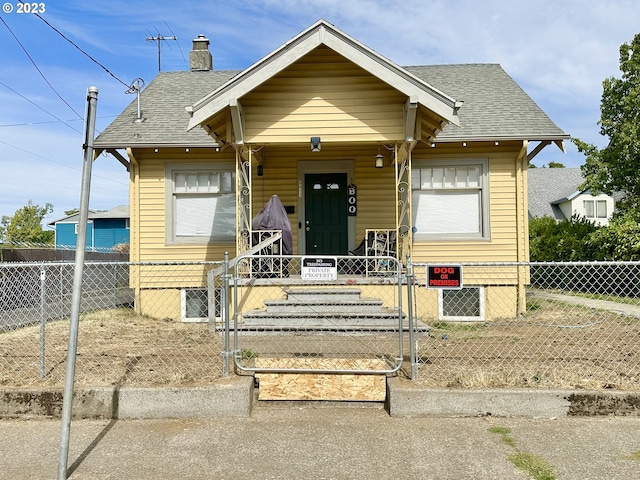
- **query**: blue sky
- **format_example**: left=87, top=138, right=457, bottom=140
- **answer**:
left=1, top=0, right=639, bottom=226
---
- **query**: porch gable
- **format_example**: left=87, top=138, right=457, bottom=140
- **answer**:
left=186, top=19, right=460, bottom=145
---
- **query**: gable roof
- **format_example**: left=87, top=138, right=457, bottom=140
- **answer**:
left=186, top=19, right=460, bottom=132
left=406, top=64, right=566, bottom=142
left=95, top=71, right=238, bottom=149
left=48, top=205, right=129, bottom=225
left=95, top=24, right=568, bottom=150
left=527, top=168, right=585, bottom=220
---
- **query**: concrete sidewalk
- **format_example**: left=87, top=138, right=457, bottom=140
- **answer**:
left=2, top=403, right=640, bottom=479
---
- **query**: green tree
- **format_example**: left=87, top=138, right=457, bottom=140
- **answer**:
left=587, top=211, right=640, bottom=260
left=3, top=201, right=54, bottom=245
left=547, top=161, right=565, bottom=168
left=575, top=33, right=640, bottom=213
left=529, top=215, right=598, bottom=261
left=0, top=216, right=9, bottom=244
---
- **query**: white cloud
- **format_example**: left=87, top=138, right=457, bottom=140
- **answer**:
left=1, top=0, right=638, bottom=221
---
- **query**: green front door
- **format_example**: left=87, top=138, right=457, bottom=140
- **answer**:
left=304, top=173, right=348, bottom=255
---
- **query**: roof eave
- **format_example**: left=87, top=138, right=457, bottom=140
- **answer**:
left=434, top=134, right=570, bottom=143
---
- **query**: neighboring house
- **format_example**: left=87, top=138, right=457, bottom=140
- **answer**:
left=528, top=168, right=615, bottom=226
left=48, top=205, right=130, bottom=251
left=94, top=20, right=568, bottom=322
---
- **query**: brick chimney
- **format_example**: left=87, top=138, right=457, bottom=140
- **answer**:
left=189, top=34, right=213, bottom=71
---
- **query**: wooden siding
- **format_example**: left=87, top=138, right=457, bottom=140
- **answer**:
left=242, top=46, right=406, bottom=143
left=131, top=148, right=236, bottom=263
left=252, top=144, right=397, bottom=252
left=130, top=141, right=526, bottom=264
left=410, top=141, right=526, bottom=263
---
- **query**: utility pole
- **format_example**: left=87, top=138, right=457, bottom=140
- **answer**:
left=145, top=34, right=177, bottom=72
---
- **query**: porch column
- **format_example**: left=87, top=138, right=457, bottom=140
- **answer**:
left=395, top=142, right=414, bottom=262
left=236, top=146, right=252, bottom=255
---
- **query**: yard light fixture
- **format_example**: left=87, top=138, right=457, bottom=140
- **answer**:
left=310, top=136, right=321, bottom=152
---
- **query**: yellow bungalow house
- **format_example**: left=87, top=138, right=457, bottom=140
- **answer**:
left=94, top=20, right=568, bottom=323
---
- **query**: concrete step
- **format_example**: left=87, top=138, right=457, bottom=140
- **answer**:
left=263, top=298, right=385, bottom=314
left=241, top=310, right=402, bottom=326
left=284, top=288, right=364, bottom=302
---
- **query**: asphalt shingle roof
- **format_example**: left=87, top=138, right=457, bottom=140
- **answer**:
left=48, top=205, right=130, bottom=225
left=527, top=168, right=585, bottom=220
left=95, top=71, right=240, bottom=149
left=406, top=64, right=566, bottom=141
left=95, top=64, right=567, bottom=149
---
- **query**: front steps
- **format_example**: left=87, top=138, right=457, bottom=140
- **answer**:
left=239, top=287, right=415, bottom=332
left=235, top=287, right=427, bottom=401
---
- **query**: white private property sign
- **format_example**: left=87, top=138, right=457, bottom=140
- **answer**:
left=301, top=257, right=338, bottom=281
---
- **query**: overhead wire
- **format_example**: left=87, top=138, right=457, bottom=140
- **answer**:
left=18, top=0, right=131, bottom=89
left=0, top=139, right=129, bottom=186
left=0, top=80, right=83, bottom=134
left=0, top=16, right=84, bottom=120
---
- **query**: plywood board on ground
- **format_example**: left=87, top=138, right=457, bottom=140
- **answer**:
left=254, top=357, right=387, bottom=401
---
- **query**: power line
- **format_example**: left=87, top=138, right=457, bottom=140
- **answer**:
left=22, top=1, right=131, bottom=90
left=0, top=16, right=84, bottom=120
left=0, top=116, right=116, bottom=128
left=164, top=21, right=187, bottom=65
left=0, top=139, right=129, bottom=186
left=0, top=79, right=83, bottom=134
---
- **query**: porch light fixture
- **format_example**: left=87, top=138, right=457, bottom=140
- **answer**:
left=310, top=137, right=321, bottom=152
left=257, top=162, right=264, bottom=176
left=375, top=146, right=385, bottom=168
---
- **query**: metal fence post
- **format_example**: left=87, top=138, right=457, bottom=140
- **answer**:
left=57, top=86, right=98, bottom=480
left=406, top=256, right=418, bottom=380
left=39, top=264, right=46, bottom=379
left=222, top=252, right=231, bottom=377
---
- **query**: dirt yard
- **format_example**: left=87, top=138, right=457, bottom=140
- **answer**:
left=2, top=294, right=639, bottom=390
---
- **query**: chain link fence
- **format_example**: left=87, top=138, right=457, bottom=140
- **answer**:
left=411, top=262, right=640, bottom=390
left=2, top=259, right=639, bottom=391
left=1, top=261, right=224, bottom=387
left=227, top=254, right=409, bottom=375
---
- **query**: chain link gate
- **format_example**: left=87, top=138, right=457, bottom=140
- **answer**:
left=219, top=254, right=413, bottom=376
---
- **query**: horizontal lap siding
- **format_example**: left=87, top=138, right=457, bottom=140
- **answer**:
left=243, top=47, right=405, bottom=143
left=252, top=145, right=397, bottom=251
left=135, top=149, right=235, bottom=265
left=411, top=144, right=523, bottom=264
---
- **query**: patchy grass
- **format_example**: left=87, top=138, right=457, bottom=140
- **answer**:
left=0, top=308, right=224, bottom=387
left=623, top=451, right=640, bottom=461
left=488, top=426, right=517, bottom=448
left=488, top=426, right=557, bottom=480
left=508, top=452, right=556, bottom=480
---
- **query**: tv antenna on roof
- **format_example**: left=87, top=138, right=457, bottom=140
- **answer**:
left=145, top=32, right=177, bottom=72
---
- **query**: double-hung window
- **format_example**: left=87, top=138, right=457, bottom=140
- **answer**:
left=167, top=164, right=236, bottom=244
left=583, top=199, right=607, bottom=219
left=411, top=160, right=489, bottom=239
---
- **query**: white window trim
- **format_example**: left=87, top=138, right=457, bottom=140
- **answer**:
left=166, top=163, right=236, bottom=245
left=181, top=288, right=208, bottom=323
left=411, top=159, right=490, bottom=240
left=583, top=199, right=607, bottom=219
left=438, top=286, right=485, bottom=322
